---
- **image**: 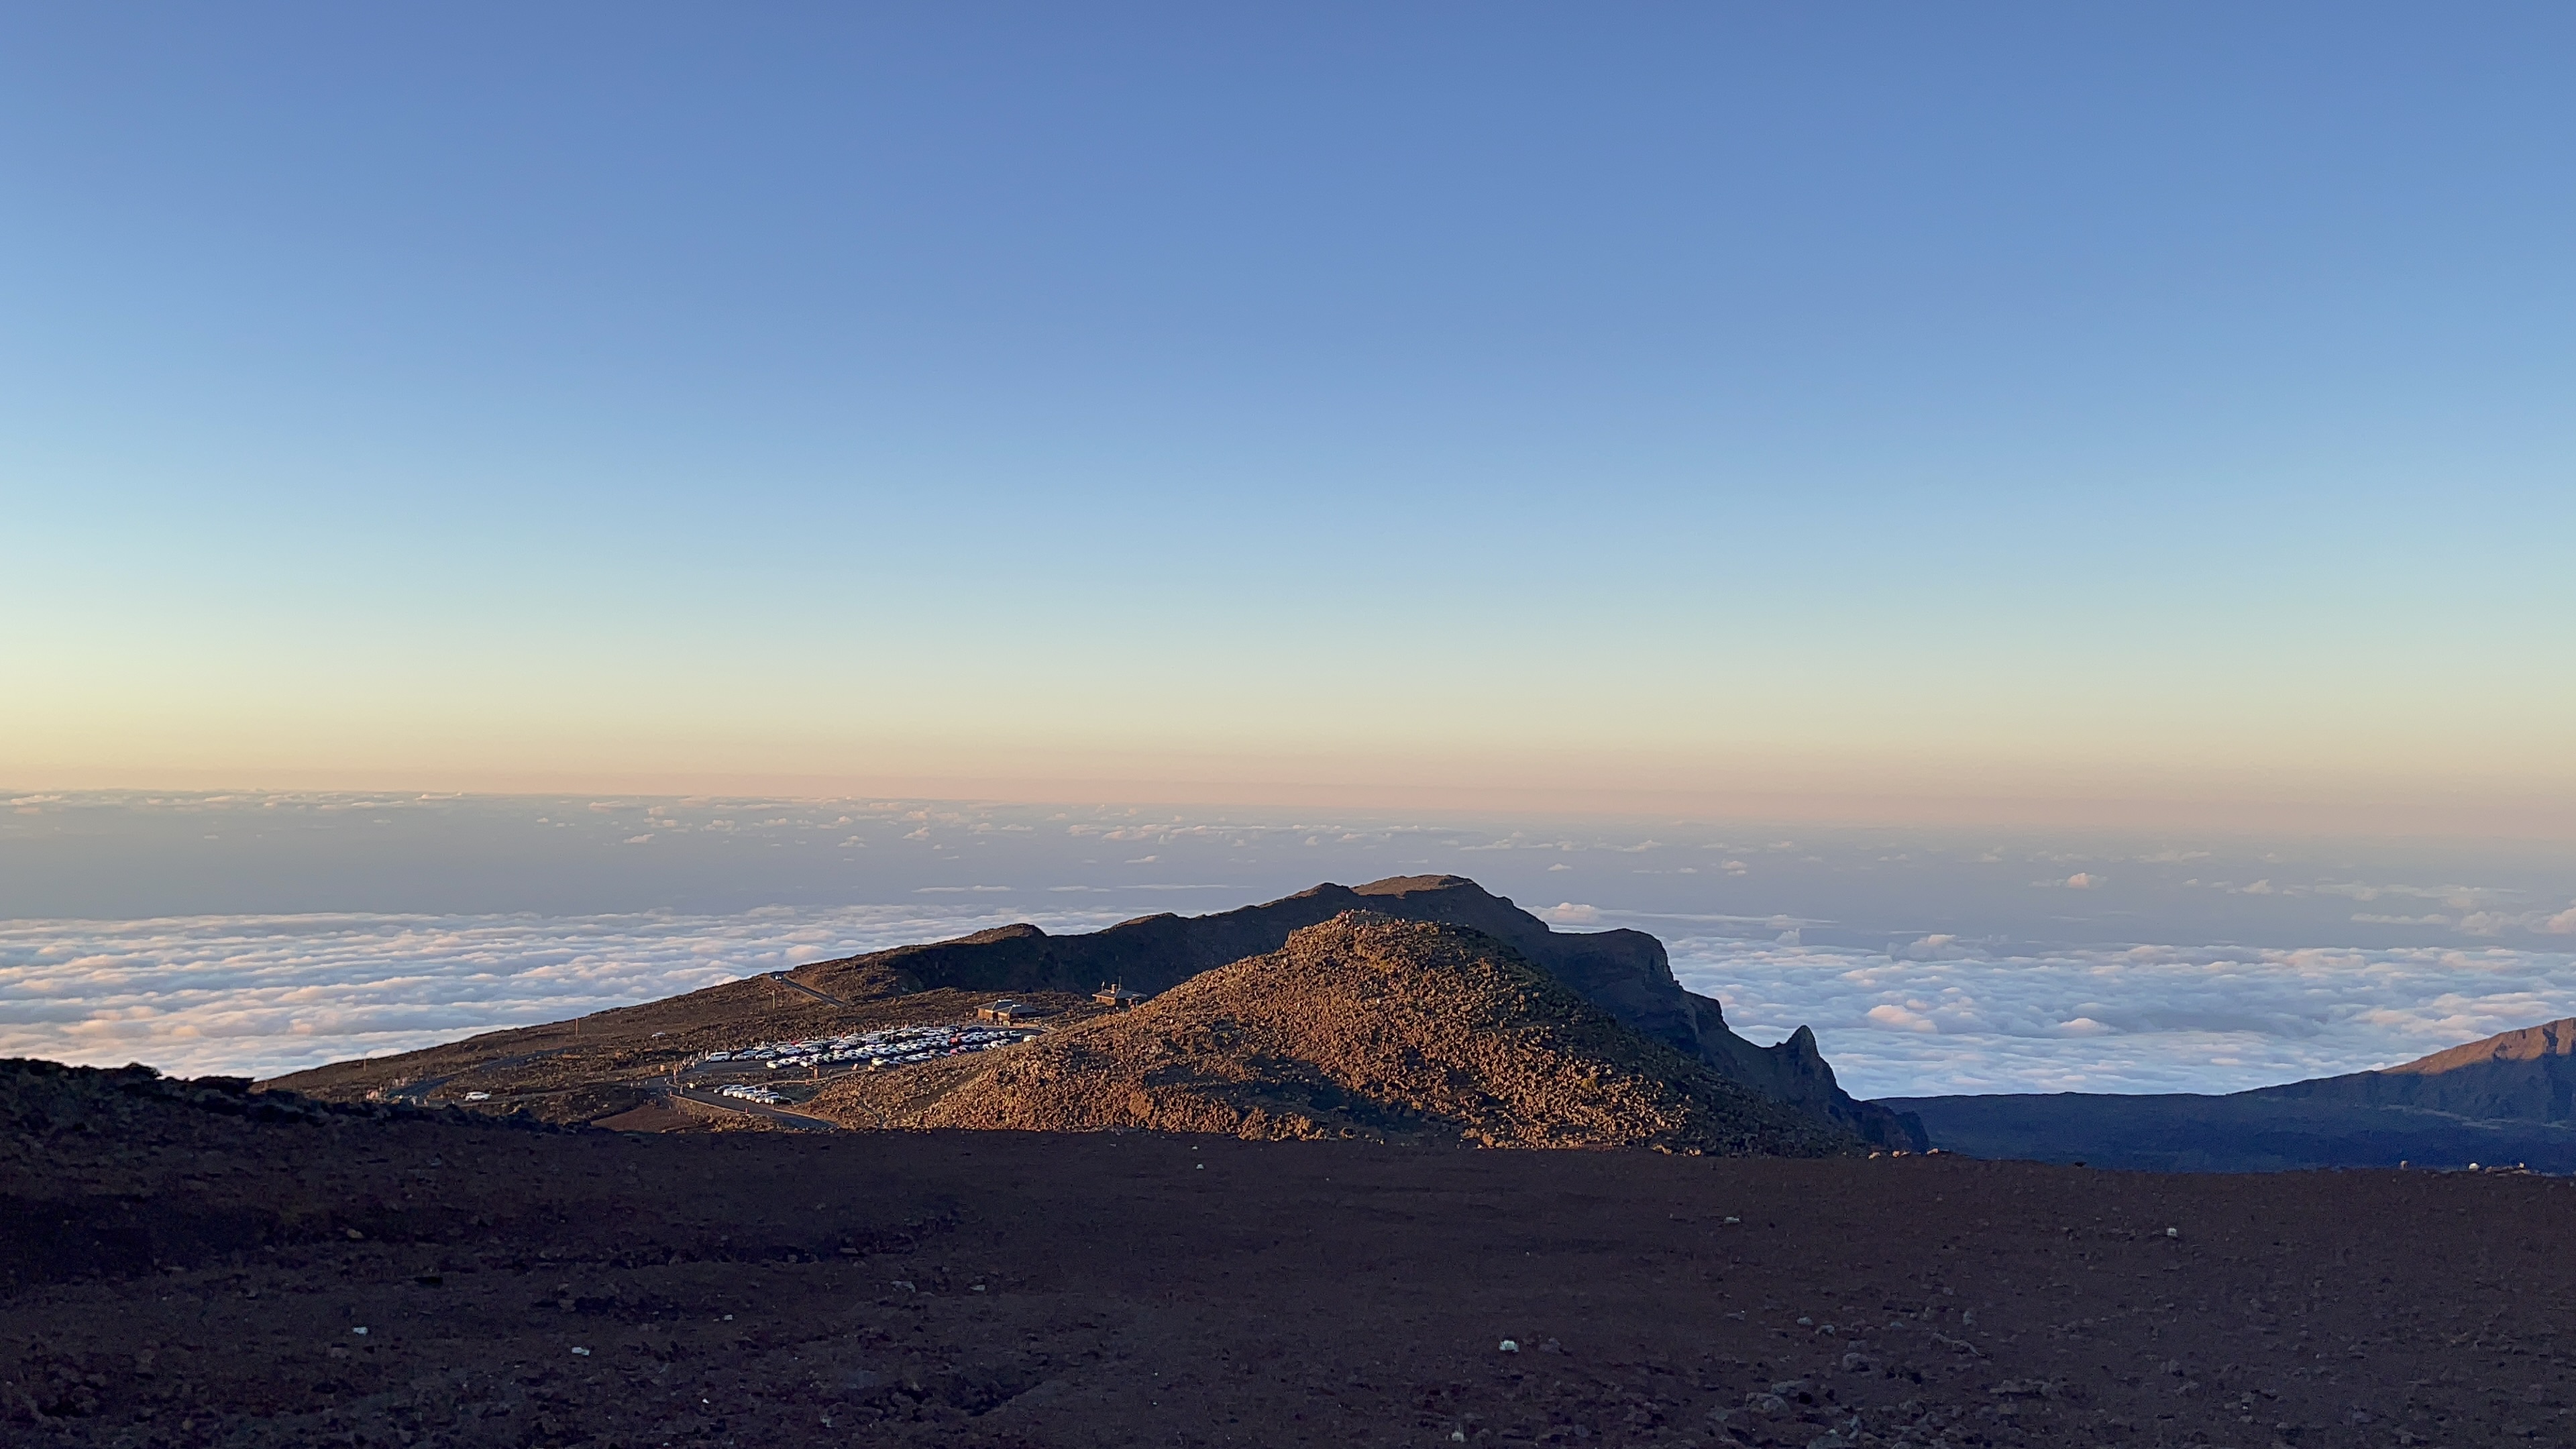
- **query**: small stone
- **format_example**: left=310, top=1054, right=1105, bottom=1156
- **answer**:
left=572, top=1346, right=590, bottom=1356
left=2165, top=1227, right=2180, bottom=1238
left=1498, top=1339, right=1519, bottom=1353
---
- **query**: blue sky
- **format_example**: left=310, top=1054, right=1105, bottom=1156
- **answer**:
left=4, top=5, right=2570, bottom=826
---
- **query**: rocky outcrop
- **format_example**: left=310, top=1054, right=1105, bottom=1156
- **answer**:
left=810, top=913, right=1857, bottom=1156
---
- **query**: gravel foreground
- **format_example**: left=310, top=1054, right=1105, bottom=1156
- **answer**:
left=4, top=1071, right=2571, bottom=1447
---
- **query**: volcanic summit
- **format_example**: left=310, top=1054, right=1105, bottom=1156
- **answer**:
left=270, top=875, right=1923, bottom=1151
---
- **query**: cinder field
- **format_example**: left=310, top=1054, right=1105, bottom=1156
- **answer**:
left=5, top=1066, right=2569, bottom=1448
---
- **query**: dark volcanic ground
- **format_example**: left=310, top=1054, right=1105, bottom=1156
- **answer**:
left=5, top=1069, right=2573, bottom=1448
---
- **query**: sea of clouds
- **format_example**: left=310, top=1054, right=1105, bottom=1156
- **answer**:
left=7, top=792, right=2573, bottom=1096
left=7, top=901, right=2574, bottom=1096
left=0, top=904, right=1129, bottom=1080
left=1657, top=926, right=2576, bottom=1098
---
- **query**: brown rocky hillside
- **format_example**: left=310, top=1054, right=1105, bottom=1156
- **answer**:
left=794, top=874, right=1920, bottom=1148
left=808, top=912, right=1856, bottom=1156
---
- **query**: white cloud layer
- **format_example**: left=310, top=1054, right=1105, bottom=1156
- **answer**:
left=16, top=900, right=2574, bottom=1104
left=1662, top=928, right=2576, bottom=1099
left=0, top=904, right=1127, bottom=1079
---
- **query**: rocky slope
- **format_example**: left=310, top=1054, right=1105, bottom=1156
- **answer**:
left=808, top=912, right=1856, bottom=1156
left=1884, top=1016, right=2576, bottom=1171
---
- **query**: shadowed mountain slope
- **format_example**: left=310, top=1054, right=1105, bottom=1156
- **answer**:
left=2255, top=1017, right=2576, bottom=1121
left=1883, top=1016, right=2576, bottom=1172
left=808, top=912, right=1856, bottom=1156
left=796, top=875, right=1921, bottom=1148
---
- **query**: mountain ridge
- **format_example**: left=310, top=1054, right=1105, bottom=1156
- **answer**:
left=807, top=911, right=1856, bottom=1155
left=266, top=874, right=1921, bottom=1150
left=1882, top=1015, right=2576, bottom=1171
left=790, top=874, right=1921, bottom=1148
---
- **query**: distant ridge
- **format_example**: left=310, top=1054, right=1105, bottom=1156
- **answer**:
left=2256, top=1017, right=2576, bottom=1121
left=1882, top=1016, right=2576, bottom=1172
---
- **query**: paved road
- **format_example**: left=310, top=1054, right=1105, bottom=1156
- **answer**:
left=766, top=973, right=845, bottom=1007
left=375, top=1042, right=578, bottom=1105
left=674, top=1085, right=841, bottom=1132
